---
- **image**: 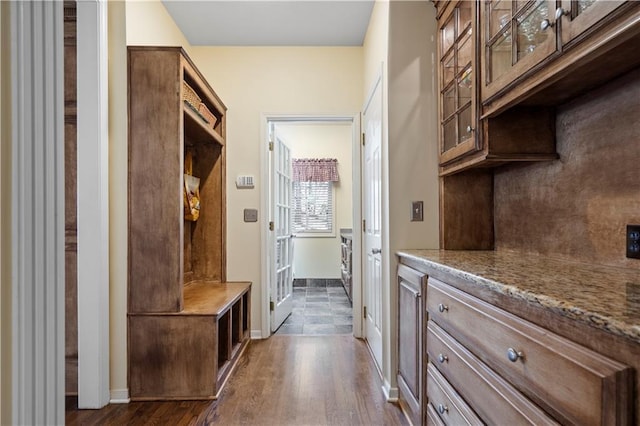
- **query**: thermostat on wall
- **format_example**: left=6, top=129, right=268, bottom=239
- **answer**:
left=236, top=175, right=255, bottom=189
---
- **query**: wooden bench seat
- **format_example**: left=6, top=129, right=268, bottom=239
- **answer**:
left=129, top=282, right=251, bottom=400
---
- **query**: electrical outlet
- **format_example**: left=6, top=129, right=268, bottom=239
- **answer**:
left=626, top=225, right=640, bottom=259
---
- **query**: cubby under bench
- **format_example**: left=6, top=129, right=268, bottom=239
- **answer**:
left=128, top=281, right=251, bottom=401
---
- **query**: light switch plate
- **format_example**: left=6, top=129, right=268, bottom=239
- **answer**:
left=411, top=201, right=423, bottom=222
left=244, top=208, right=258, bottom=222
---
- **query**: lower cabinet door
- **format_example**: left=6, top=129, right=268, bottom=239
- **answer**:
left=397, top=264, right=426, bottom=425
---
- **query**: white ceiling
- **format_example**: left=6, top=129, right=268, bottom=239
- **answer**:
left=162, top=0, right=375, bottom=46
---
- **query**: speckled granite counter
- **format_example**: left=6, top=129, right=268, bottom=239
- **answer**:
left=397, top=249, right=640, bottom=344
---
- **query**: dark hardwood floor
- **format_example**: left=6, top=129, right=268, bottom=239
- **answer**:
left=66, top=335, right=409, bottom=425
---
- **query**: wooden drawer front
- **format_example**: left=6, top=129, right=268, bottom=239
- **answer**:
left=427, top=321, right=558, bottom=425
left=427, top=362, right=483, bottom=426
left=426, top=402, right=446, bottom=426
left=427, top=278, right=632, bottom=425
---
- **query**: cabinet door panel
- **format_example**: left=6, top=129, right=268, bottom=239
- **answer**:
left=438, top=0, right=479, bottom=164
left=481, top=0, right=558, bottom=102
left=397, top=264, right=426, bottom=425
left=560, top=0, right=627, bottom=45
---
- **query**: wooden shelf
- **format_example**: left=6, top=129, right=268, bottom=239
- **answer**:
left=182, top=281, right=251, bottom=315
left=183, top=102, right=225, bottom=146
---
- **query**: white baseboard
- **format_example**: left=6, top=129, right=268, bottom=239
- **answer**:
left=109, top=389, right=130, bottom=404
left=383, top=380, right=398, bottom=402
left=251, top=329, right=265, bottom=339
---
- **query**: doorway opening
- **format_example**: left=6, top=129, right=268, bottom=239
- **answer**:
left=261, top=115, right=362, bottom=338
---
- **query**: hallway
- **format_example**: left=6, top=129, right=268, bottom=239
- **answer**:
left=66, top=336, right=408, bottom=425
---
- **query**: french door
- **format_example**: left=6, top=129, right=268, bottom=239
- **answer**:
left=270, top=130, right=294, bottom=332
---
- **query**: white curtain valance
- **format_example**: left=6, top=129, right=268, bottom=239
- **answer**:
left=292, top=158, right=339, bottom=182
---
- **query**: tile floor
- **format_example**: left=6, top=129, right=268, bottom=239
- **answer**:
left=275, top=279, right=353, bottom=335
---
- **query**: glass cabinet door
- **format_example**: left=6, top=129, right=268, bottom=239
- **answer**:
left=559, top=0, right=627, bottom=45
left=439, top=1, right=478, bottom=164
left=481, top=0, right=557, bottom=102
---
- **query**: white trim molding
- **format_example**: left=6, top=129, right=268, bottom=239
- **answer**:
left=76, top=0, right=110, bottom=408
left=10, top=1, right=65, bottom=424
left=109, top=389, right=130, bottom=404
left=382, top=380, right=399, bottom=402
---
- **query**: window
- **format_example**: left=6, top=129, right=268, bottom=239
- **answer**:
left=292, top=181, right=334, bottom=234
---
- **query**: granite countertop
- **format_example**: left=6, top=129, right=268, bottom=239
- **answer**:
left=397, top=249, right=640, bottom=344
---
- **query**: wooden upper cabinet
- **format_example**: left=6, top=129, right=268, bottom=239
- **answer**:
left=437, top=1, right=480, bottom=165
left=558, top=0, right=627, bottom=45
left=481, top=0, right=558, bottom=102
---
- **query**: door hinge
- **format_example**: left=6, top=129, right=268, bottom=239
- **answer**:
left=361, top=132, right=365, bottom=146
left=269, top=141, right=274, bottom=151
left=362, top=219, right=366, bottom=232
left=270, top=301, right=275, bottom=311
left=269, top=221, right=274, bottom=231
left=363, top=305, right=367, bottom=318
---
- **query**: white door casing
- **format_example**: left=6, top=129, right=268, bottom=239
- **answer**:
left=270, top=129, right=294, bottom=332
left=362, top=78, right=383, bottom=370
left=260, top=115, right=360, bottom=338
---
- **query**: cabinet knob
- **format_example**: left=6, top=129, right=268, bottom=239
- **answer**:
left=437, top=353, right=448, bottom=364
left=555, top=7, right=570, bottom=19
left=466, top=125, right=473, bottom=133
left=507, top=347, right=524, bottom=362
left=438, top=303, right=448, bottom=313
left=371, top=248, right=381, bottom=255
left=540, top=19, right=554, bottom=31
left=437, top=404, right=449, bottom=415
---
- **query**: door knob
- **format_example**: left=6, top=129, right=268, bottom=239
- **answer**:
left=371, top=248, right=382, bottom=254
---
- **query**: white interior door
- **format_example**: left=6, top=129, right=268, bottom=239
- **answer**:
left=270, top=130, right=294, bottom=332
left=362, top=81, right=383, bottom=369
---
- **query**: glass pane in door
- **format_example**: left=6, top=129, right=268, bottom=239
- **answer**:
left=458, top=1, right=472, bottom=34
left=443, top=85, right=456, bottom=119
left=443, top=118, right=457, bottom=152
left=457, top=106, right=472, bottom=144
left=489, top=29, right=511, bottom=82
left=442, top=51, right=455, bottom=86
left=516, top=0, right=550, bottom=61
left=576, top=0, right=597, bottom=15
left=458, top=33, right=473, bottom=70
left=489, top=0, right=512, bottom=38
left=458, top=68, right=472, bottom=107
left=442, top=17, right=455, bottom=53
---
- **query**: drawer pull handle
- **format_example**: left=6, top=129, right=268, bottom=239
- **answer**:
left=437, top=404, right=449, bottom=415
left=437, top=353, right=448, bottom=364
left=507, top=347, right=524, bottom=362
left=438, top=303, right=448, bottom=313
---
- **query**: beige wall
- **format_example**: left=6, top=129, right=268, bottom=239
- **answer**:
left=190, top=46, right=363, bottom=333
left=0, top=2, right=11, bottom=421
left=275, top=123, right=353, bottom=279
left=386, top=0, right=440, bottom=392
left=362, top=0, right=393, bottom=390
left=361, top=0, right=440, bottom=394
left=125, top=0, right=192, bottom=54
left=108, top=0, right=128, bottom=400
